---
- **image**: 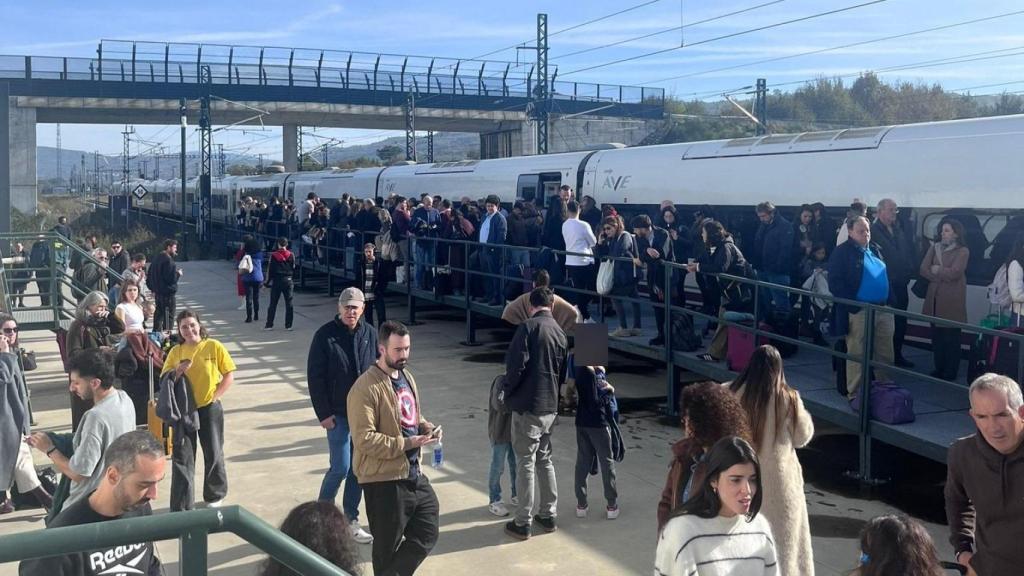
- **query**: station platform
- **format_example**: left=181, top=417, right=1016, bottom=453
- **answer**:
left=0, top=260, right=957, bottom=575
left=297, top=255, right=975, bottom=467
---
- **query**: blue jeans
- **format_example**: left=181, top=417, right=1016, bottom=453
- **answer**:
left=414, top=242, right=435, bottom=289
left=481, top=247, right=502, bottom=302
left=759, top=271, right=792, bottom=317
left=318, top=416, right=363, bottom=522
left=508, top=248, right=531, bottom=269
left=488, top=443, right=517, bottom=504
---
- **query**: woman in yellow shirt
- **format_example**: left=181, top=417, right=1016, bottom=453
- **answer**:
left=162, top=309, right=236, bottom=511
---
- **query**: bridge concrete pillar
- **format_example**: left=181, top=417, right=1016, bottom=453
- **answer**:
left=9, top=104, right=37, bottom=215
left=519, top=119, right=537, bottom=156
left=282, top=124, right=299, bottom=172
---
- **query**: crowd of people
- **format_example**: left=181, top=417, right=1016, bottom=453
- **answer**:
left=4, top=194, right=1024, bottom=576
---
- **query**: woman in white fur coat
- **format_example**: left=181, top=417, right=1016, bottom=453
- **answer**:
left=729, top=345, right=815, bottom=576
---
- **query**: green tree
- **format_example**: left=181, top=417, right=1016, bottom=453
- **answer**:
left=376, top=145, right=404, bottom=164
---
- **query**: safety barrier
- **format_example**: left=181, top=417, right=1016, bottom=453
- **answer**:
left=0, top=505, right=350, bottom=575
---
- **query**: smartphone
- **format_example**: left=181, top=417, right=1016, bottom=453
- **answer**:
left=428, top=425, right=443, bottom=438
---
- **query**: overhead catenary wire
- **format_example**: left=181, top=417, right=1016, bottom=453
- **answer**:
left=551, top=0, right=787, bottom=61
left=640, top=7, right=1024, bottom=86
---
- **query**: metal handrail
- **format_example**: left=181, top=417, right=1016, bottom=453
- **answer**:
left=0, top=505, right=350, bottom=576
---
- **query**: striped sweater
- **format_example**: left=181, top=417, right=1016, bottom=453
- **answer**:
left=654, top=513, right=778, bottom=576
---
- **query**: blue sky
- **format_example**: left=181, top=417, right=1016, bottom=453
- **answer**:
left=4, top=0, right=1023, bottom=159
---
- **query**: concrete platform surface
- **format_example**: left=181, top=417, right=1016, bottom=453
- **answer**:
left=0, top=260, right=956, bottom=575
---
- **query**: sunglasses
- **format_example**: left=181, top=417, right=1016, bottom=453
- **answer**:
left=2, top=327, right=18, bottom=334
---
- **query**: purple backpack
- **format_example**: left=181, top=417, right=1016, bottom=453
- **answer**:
left=850, top=381, right=915, bottom=424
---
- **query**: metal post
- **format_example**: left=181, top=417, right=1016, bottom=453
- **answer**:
left=179, top=528, right=209, bottom=576
left=664, top=262, right=677, bottom=417
left=296, top=128, right=303, bottom=172
left=858, top=306, right=876, bottom=483
left=199, top=65, right=213, bottom=255
left=535, top=13, right=549, bottom=154
left=755, top=78, right=767, bottom=136
left=122, top=125, right=133, bottom=230
left=461, top=241, right=480, bottom=346
left=427, top=131, right=434, bottom=163
left=405, top=93, right=416, bottom=161
left=179, top=97, right=188, bottom=260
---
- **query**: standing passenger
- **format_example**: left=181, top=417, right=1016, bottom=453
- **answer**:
left=503, top=288, right=568, bottom=540
left=871, top=199, right=917, bottom=368
left=357, top=243, right=390, bottom=328
left=632, top=215, right=674, bottom=346
left=263, top=237, right=295, bottom=332
left=486, top=374, right=517, bottom=517
left=477, top=195, right=507, bottom=306
left=920, top=218, right=970, bottom=381
left=241, top=237, right=264, bottom=324
left=573, top=366, right=619, bottom=520
left=562, top=200, right=598, bottom=322
left=162, top=310, right=235, bottom=511
left=307, top=288, right=378, bottom=544
left=349, top=321, right=440, bottom=575
left=148, top=239, right=182, bottom=332
left=729, top=345, right=815, bottom=576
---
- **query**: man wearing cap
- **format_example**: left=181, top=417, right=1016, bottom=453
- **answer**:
left=307, top=287, right=379, bottom=544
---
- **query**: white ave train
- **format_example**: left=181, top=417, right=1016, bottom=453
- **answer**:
left=138, top=113, right=1024, bottom=325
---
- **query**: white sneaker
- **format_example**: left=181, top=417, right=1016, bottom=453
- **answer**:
left=263, top=326, right=273, bottom=331
left=350, top=520, right=374, bottom=544
left=205, top=499, right=224, bottom=508
left=488, top=502, right=510, bottom=517
left=575, top=506, right=588, bottom=518
left=285, top=326, right=295, bottom=331
left=583, top=318, right=597, bottom=324
left=236, top=303, right=246, bottom=311
left=606, top=506, right=620, bottom=520
left=609, top=327, right=631, bottom=338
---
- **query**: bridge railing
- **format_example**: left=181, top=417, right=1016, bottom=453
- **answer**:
left=0, top=505, right=351, bottom=576
left=0, top=40, right=665, bottom=106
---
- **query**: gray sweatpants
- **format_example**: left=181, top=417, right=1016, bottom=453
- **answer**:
left=574, top=426, right=618, bottom=508
left=511, top=411, right=558, bottom=527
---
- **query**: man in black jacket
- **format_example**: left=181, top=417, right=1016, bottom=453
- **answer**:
left=19, top=431, right=166, bottom=576
left=871, top=199, right=916, bottom=368
left=632, top=214, right=675, bottom=346
left=306, top=287, right=378, bottom=545
left=263, top=237, right=295, bottom=331
left=503, top=288, right=568, bottom=540
left=753, top=201, right=795, bottom=318
left=147, top=240, right=181, bottom=332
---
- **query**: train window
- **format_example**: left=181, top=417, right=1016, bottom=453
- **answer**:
left=921, top=211, right=1018, bottom=285
left=212, top=195, right=227, bottom=210
left=517, top=174, right=538, bottom=204
left=539, top=172, right=562, bottom=199
left=286, top=182, right=296, bottom=202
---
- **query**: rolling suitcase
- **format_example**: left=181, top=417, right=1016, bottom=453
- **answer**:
left=146, top=352, right=173, bottom=456
left=726, top=323, right=769, bottom=372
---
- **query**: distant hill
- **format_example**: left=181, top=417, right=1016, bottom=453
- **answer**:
left=37, top=132, right=478, bottom=180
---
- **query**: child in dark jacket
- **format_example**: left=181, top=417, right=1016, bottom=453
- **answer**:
left=487, top=374, right=517, bottom=517
left=263, top=237, right=295, bottom=331
left=574, top=365, right=619, bottom=520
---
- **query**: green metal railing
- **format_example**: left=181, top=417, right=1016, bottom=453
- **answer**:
left=0, top=505, right=351, bottom=575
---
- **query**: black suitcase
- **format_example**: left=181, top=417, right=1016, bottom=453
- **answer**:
left=986, top=327, right=1024, bottom=380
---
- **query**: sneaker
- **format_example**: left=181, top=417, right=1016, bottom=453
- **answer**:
left=205, top=499, right=224, bottom=509
left=285, top=326, right=295, bottom=331
left=533, top=514, right=557, bottom=533
left=236, top=303, right=246, bottom=311
left=606, top=506, right=620, bottom=520
left=609, top=328, right=631, bottom=338
left=575, top=506, right=588, bottom=518
left=488, top=502, right=510, bottom=517
left=504, top=520, right=530, bottom=540
left=263, top=326, right=273, bottom=331
left=0, top=500, right=13, bottom=514
left=350, top=520, right=374, bottom=544
left=583, top=318, right=597, bottom=324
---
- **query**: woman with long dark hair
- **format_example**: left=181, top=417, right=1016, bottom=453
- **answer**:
left=920, top=218, right=970, bottom=380
left=655, top=436, right=778, bottom=576
left=240, top=236, right=265, bottom=324
left=687, top=220, right=754, bottom=362
left=259, top=501, right=362, bottom=576
left=657, top=382, right=751, bottom=533
left=597, top=215, right=641, bottom=337
left=853, top=514, right=944, bottom=576
left=729, top=345, right=814, bottom=576
left=541, top=195, right=568, bottom=288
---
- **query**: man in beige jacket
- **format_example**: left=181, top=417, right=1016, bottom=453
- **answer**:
left=349, top=321, right=439, bottom=576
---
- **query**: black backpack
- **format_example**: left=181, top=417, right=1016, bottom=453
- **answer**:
left=670, top=313, right=703, bottom=352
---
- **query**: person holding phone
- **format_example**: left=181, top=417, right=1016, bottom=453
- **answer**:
left=348, top=321, right=440, bottom=576
left=66, top=291, right=125, bottom=431
left=161, top=309, right=236, bottom=511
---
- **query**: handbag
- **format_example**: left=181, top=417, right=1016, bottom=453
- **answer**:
left=850, top=381, right=915, bottom=424
left=19, top=350, right=37, bottom=372
left=596, top=260, right=615, bottom=295
left=237, top=254, right=253, bottom=274
left=911, top=277, right=929, bottom=299
left=376, top=233, right=399, bottom=262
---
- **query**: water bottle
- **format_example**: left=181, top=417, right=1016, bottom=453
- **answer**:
left=432, top=440, right=444, bottom=468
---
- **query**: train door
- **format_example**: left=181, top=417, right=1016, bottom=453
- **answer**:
left=516, top=172, right=562, bottom=204
left=286, top=181, right=296, bottom=203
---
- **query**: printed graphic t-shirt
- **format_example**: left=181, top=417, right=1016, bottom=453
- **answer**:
left=391, top=371, right=420, bottom=479
left=19, top=495, right=162, bottom=576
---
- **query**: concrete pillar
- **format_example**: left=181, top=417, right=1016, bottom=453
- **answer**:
left=282, top=124, right=298, bottom=172
left=520, top=119, right=537, bottom=156
left=9, top=102, right=36, bottom=215
left=0, top=90, right=9, bottom=234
